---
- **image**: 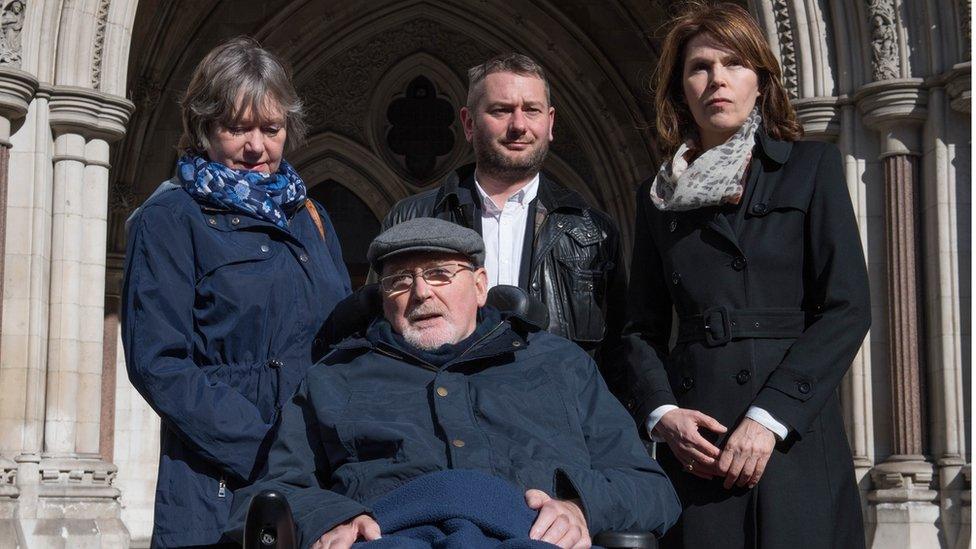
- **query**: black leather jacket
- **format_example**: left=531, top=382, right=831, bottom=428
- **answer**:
left=381, top=165, right=627, bottom=392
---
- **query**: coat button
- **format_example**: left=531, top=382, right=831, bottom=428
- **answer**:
left=531, top=281, right=540, bottom=290
left=260, top=244, right=270, bottom=253
left=671, top=271, right=681, bottom=285
left=436, top=387, right=449, bottom=397
left=299, top=254, right=309, bottom=263
left=231, top=217, right=240, bottom=225
left=452, top=439, right=465, bottom=448
left=736, top=370, right=751, bottom=385
left=680, top=377, right=695, bottom=390
left=668, top=219, right=678, bottom=232
left=208, top=217, right=217, bottom=225
left=797, top=381, right=811, bottom=394
left=512, top=340, right=522, bottom=347
left=752, top=202, right=768, bottom=215
left=732, top=256, right=747, bottom=271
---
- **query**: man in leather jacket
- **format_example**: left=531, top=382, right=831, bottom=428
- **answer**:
left=381, top=53, right=626, bottom=393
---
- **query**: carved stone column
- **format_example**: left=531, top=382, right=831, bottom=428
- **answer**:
left=855, top=78, right=940, bottom=548
left=0, top=64, right=37, bottom=549
left=15, top=85, right=134, bottom=547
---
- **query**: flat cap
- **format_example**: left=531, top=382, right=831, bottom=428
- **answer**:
left=367, top=217, right=485, bottom=271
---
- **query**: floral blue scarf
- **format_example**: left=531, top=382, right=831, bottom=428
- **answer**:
left=177, top=154, right=307, bottom=229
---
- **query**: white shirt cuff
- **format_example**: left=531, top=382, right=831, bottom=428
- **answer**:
left=645, top=404, right=679, bottom=442
left=745, top=406, right=789, bottom=440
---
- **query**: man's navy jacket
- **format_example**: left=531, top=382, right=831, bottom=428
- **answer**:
left=228, top=313, right=681, bottom=547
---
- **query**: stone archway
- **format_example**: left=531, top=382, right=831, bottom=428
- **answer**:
left=0, top=1, right=967, bottom=547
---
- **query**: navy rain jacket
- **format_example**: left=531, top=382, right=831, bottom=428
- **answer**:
left=228, top=313, right=681, bottom=548
left=121, top=181, right=351, bottom=547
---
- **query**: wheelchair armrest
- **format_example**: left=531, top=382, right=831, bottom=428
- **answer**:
left=593, top=530, right=659, bottom=549
left=244, top=490, right=297, bottom=549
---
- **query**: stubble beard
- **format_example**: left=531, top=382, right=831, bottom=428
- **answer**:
left=473, top=133, right=549, bottom=184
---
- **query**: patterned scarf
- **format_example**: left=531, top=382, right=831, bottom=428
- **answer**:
left=177, top=154, right=307, bottom=229
left=650, top=108, right=761, bottom=211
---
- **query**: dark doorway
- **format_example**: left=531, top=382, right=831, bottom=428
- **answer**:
left=308, top=180, right=381, bottom=289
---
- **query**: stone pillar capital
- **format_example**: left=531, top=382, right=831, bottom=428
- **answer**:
left=793, top=96, right=840, bottom=141
left=946, top=61, right=971, bottom=113
left=0, top=66, right=37, bottom=122
left=854, top=79, right=928, bottom=156
left=47, top=85, right=134, bottom=143
left=869, top=457, right=938, bottom=503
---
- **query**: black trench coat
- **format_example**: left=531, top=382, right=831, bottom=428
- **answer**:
left=622, top=132, right=870, bottom=549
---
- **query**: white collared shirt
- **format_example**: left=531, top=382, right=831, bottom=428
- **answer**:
left=475, top=175, right=540, bottom=288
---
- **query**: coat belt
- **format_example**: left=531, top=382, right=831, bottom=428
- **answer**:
left=677, top=306, right=808, bottom=347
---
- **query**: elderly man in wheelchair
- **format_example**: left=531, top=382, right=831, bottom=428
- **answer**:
left=229, top=218, right=680, bottom=549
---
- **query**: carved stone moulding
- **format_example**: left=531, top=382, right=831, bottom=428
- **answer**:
left=868, top=456, right=939, bottom=504
left=946, top=61, right=971, bottom=113
left=792, top=96, right=840, bottom=140
left=0, top=455, right=16, bottom=499
left=36, top=456, right=120, bottom=499
left=47, top=85, right=134, bottom=143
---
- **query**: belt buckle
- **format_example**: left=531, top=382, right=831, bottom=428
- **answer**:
left=702, top=306, right=732, bottom=347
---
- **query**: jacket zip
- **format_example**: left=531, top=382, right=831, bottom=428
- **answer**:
left=453, top=321, right=506, bottom=362
left=218, top=476, right=226, bottom=498
left=372, top=321, right=507, bottom=370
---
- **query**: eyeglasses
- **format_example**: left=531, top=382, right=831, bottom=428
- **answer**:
left=380, top=263, right=476, bottom=295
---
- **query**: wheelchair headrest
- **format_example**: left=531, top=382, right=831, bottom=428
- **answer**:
left=316, top=284, right=548, bottom=354
left=484, top=284, right=549, bottom=331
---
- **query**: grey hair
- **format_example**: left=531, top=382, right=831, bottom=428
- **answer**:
left=465, top=53, right=551, bottom=108
left=179, top=36, right=306, bottom=154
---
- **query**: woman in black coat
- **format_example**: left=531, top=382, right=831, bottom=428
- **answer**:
left=623, top=3, right=870, bottom=548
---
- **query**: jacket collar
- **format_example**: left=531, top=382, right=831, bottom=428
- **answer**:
left=755, top=128, right=792, bottom=165
left=435, top=163, right=589, bottom=214
left=332, top=312, right=529, bottom=368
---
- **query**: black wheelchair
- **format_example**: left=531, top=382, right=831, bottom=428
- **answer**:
left=245, top=284, right=659, bottom=549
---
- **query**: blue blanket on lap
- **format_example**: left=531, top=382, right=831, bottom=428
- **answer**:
left=352, top=470, right=577, bottom=548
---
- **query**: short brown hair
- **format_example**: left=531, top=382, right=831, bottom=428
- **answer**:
left=653, top=2, right=802, bottom=155
left=466, top=53, right=551, bottom=108
left=178, top=36, right=306, bottom=154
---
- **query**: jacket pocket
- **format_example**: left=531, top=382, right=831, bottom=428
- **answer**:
left=200, top=361, right=280, bottom=424
left=556, top=257, right=610, bottom=343
left=334, top=420, right=409, bottom=463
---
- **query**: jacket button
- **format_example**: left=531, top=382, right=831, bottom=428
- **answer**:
left=260, top=244, right=270, bottom=253
left=512, top=340, right=522, bottom=347
left=231, top=217, right=240, bottom=225
left=671, top=271, right=681, bottom=285
left=436, top=387, right=448, bottom=397
left=752, top=202, right=768, bottom=215
left=208, top=217, right=217, bottom=225
left=531, top=282, right=539, bottom=290
left=680, top=377, right=694, bottom=390
left=299, top=254, right=309, bottom=263
left=452, top=439, right=465, bottom=448
left=797, top=381, right=811, bottom=394
left=668, top=219, right=678, bottom=232
left=736, top=370, right=751, bottom=385
left=268, top=359, right=283, bottom=369
left=732, top=257, right=747, bottom=271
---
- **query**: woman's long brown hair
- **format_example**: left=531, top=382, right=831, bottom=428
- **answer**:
left=653, top=1, right=803, bottom=156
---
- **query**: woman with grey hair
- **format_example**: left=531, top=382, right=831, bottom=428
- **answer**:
left=121, top=36, right=351, bottom=547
